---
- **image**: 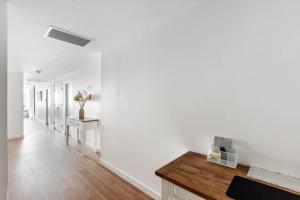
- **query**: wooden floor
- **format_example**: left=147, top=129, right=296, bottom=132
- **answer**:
left=8, top=119, right=153, bottom=200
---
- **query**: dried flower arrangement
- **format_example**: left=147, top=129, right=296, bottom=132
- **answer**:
left=74, top=90, right=93, bottom=119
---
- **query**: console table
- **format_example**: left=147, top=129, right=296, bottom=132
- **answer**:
left=65, top=117, right=100, bottom=153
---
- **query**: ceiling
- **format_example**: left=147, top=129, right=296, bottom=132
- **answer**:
left=7, top=0, right=196, bottom=81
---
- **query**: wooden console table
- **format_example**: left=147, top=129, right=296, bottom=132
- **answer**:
left=65, top=117, right=100, bottom=153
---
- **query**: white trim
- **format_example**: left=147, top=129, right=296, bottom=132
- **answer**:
left=84, top=142, right=101, bottom=153
left=35, top=118, right=50, bottom=129
left=8, top=135, right=24, bottom=140
left=48, top=124, right=55, bottom=131
left=86, top=142, right=96, bottom=151
left=54, top=127, right=64, bottom=134
left=100, top=159, right=161, bottom=200
left=35, top=117, right=45, bottom=124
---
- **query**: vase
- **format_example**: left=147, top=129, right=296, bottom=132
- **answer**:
left=79, top=108, right=84, bottom=120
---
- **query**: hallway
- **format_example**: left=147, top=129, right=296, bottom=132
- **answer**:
left=8, top=119, right=152, bottom=200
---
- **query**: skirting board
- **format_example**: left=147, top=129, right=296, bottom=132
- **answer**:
left=100, top=159, right=161, bottom=200
left=48, top=124, right=55, bottom=131
left=86, top=142, right=100, bottom=153
left=8, top=134, right=24, bottom=140
left=35, top=117, right=45, bottom=124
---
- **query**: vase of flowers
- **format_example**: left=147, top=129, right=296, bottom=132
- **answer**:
left=79, top=107, right=85, bottom=120
left=74, top=90, right=93, bottom=120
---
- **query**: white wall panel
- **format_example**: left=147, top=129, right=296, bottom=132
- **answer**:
left=0, top=0, right=7, bottom=198
left=101, top=1, right=300, bottom=195
left=7, top=72, right=23, bottom=139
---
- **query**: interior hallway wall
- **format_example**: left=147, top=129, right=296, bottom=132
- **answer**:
left=7, top=72, right=23, bottom=139
left=0, top=0, right=7, bottom=198
left=101, top=1, right=300, bottom=197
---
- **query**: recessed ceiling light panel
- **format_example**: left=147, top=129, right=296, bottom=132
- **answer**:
left=45, top=26, right=93, bottom=47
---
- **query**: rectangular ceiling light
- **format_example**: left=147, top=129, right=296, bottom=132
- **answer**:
left=45, top=26, right=93, bottom=47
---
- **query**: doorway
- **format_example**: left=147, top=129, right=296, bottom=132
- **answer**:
left=54, top=82, right=64, bottom=132
left=45, top=88, right=49, bottom=126
left=65, top=83, right=72, bottom=119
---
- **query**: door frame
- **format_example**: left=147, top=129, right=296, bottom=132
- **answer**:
left=64, top=82, right=71, bottom=119
left=54, top=81, right=64, bottom=133
left=45, top=88, right=49, bottom=126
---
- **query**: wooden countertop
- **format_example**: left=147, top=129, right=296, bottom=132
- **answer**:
left=155, top=151, right=249, bottom=200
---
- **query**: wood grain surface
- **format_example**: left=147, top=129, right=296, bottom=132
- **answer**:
left=155, top=151, right=249, bottom=200
left=8, top=119, right=152, bottom=200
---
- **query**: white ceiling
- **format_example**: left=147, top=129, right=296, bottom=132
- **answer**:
left=7, top=0, right=196, bottom=81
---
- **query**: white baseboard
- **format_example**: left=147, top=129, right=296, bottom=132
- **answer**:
left=85, top=142, right=95, bottom=150
left=8, top=134, right=24, bottom=140
left=35, top=118, right=45, bottom=125
left=48, top=124, right=55, bottom=131
left=100, top=159, right=161, bottom=200
left=54, top=126, right=64, bottom=133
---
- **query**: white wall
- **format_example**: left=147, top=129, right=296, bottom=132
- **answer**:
left=0, top=0, right=7, bottom=198
left=23, top=83, right=35, bottom=119
left=7, top=72, right=23, bottom=140
left=28, top=86, right=35, bottom=119
left=101, top=1, right=300, bottom=197
left=35, top=85, right=47, bottom=124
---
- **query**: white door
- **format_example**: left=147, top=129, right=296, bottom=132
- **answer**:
left=54, top=82, right=64, bottom=132
left=45, top=89, right=49, bottom=126
left=64, top=83, right=72, bottom=118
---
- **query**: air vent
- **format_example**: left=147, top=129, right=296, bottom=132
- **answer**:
left=45, top=26, right=93, bottom=47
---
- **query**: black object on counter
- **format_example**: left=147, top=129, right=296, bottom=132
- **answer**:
left=220, top=146, right=226, bottom=152
left=226, top=176, right=300, bottom=200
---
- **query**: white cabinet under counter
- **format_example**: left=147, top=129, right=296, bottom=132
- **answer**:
left=162, top=179, right=205, bottom=200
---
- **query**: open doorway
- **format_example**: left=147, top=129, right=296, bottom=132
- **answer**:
left=23, top=84, right=35, bottom=120
left=65, top=83, right=72, bottom=119
left=23, top=87, right=30, bottom=119
left=45, top=88, right=49, bottom=126
left=54, top=82, right=64, bottom=132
